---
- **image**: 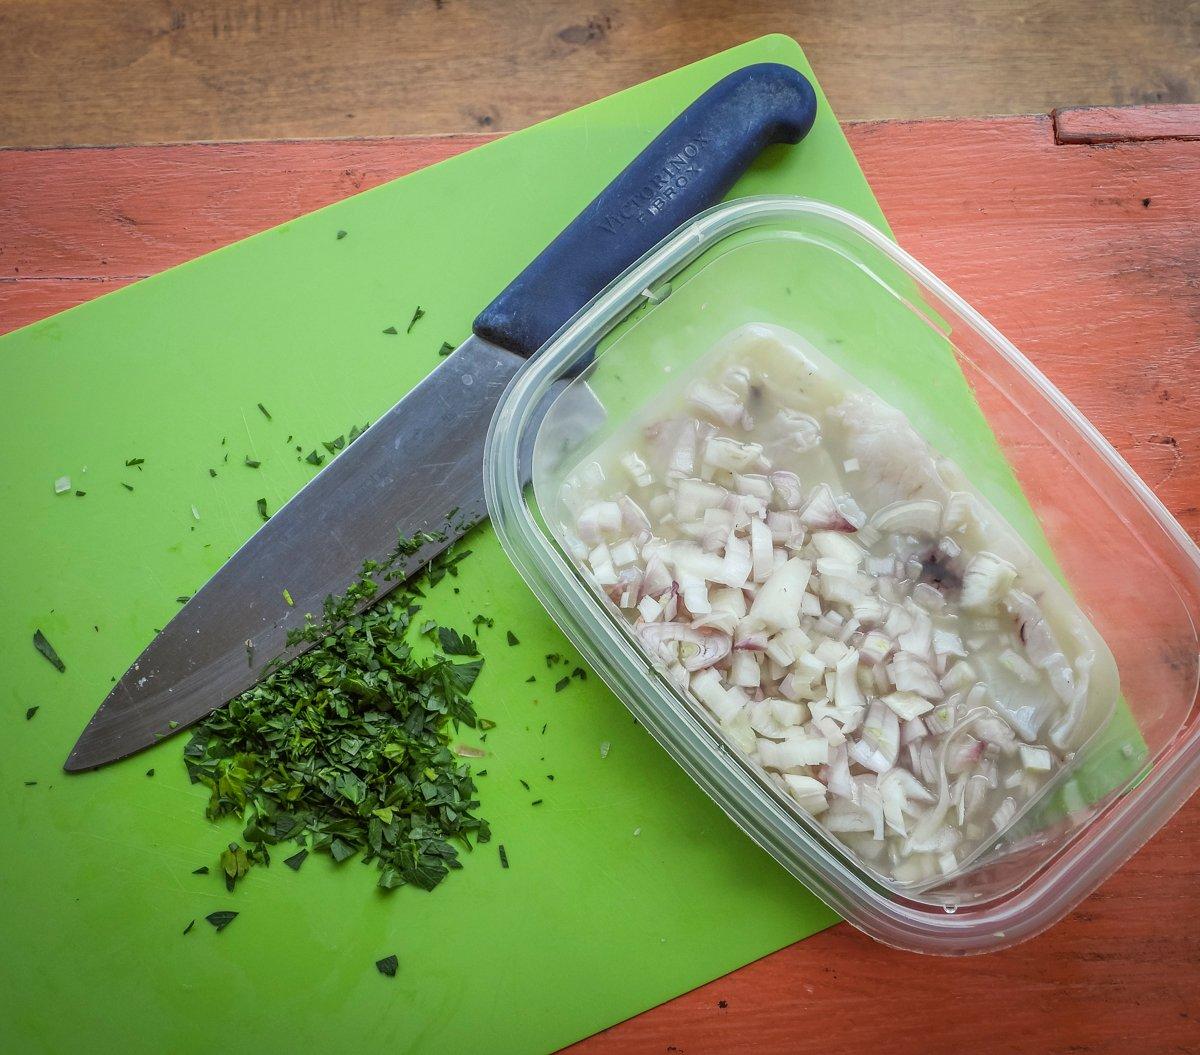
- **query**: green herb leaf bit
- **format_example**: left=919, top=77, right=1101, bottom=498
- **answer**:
left=33, top=629, right=66, bottom=672
left=183, top=552, right=490, bottom=895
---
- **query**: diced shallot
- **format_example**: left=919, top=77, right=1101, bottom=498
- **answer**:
left=636, top=622, right=732, bottom=671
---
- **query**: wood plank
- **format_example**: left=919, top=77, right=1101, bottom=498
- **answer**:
left=2, top=1, right=1200, bottom=147
left=1055, top=103, right=1200, bottom=143
left=0, top=136, right=492, bottom=282
left=2, top=113, right=1199, bottom=1055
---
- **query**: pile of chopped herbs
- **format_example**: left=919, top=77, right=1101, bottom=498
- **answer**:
left=183, top=550, right=490, bottom=894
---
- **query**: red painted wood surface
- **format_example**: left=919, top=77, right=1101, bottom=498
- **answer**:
left=1054, top=103, right=1200, bottom=144
left=2, top=114, right=1198, bottom=1055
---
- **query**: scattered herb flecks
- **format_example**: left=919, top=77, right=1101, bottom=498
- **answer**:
left=25, top=706, right=38, bottom=721
left=376, top=954, right=399, bottom=978
left=525, top=675, right=536, bottom=684
left=382, top=326, right=398, bottom=336
left=531, top=799, right=543, bottom=807
left=125, top=458, right=144, bottom=467
left=283, top=849, right=308, bottom=871
left=499, top=844, right=509, bottom=869
left=283, top=588, right=294, bottom=607
left=256, top=498, right=270, bottom=521
left=33, top=629, right=65, bottom=672
left=438, top=342, right=455, bottom=357
left=192, top=866, right=210, bottom=875
left=244, top=457, right=261, bottom=469
left=146, top=768, right=155, bottom=778
left=205, top=911, right=238, bottom=933
left=121, top=482, right=134, bottom=492
left=406, top=306, right=425, bottom=334
left=209, top=468, right=218, bottom=478
left=506, top=631, right=520, bottom=646
left=305, top=450, right=324, bottom=467
left=257, top=403, right=272, bottom=421
left=519, top=779, right=530, bottom=792
left=336, top=229, right=347, bottom=240
left=554, top=676, right=570, bottom=692
left=220, top=842, right=251, bottom=892
left=182, top=543, right=490, bottom=895
left=183, top=919, right=195, bottom=936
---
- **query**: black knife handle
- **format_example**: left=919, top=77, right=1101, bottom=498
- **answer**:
left=472, top=63, right=817, bottom=359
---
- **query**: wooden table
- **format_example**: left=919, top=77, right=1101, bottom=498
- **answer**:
left=3, top=1, right=1200, bottom=145
left=3, top=105, right=1198, bottom=1054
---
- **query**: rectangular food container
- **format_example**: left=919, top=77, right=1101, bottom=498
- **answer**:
left=483, top=196, right=1200, bottom=954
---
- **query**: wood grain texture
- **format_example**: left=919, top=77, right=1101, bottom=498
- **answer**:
left=1055, top=102, right=1200, bottom=143
left=2, top=1, right=1200, bottom=147
left=2, top=114, right=1199, bottom=1054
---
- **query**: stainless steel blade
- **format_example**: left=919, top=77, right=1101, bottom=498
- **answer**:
left=66, top=336, right=590, bottom=771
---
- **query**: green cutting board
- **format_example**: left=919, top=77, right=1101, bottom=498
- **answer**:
left=0, top=36, right=887, bottom=1054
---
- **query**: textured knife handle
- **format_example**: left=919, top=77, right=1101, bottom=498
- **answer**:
left=473, top=62, right=818, bottom=358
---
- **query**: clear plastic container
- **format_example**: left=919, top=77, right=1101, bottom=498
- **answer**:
left=483, top=197, right=1200, bottom=954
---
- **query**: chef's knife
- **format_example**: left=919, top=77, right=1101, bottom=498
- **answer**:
left=65, top=62, right=818, bottom=771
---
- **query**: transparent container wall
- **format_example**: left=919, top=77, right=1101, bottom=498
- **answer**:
left=531, top=207, right=1200, bottom=912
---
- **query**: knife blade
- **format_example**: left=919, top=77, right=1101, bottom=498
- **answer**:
left=66, top=62, right=818, bottom=770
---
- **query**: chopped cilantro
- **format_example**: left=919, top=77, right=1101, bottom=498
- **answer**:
left=192, top=866, right=210, bottom=875
left=183, top=549, right=489, bottom=895
left=376, top=954, right=398, bottom=977
left=336, top=229, right=347, bottom=240
left=506, top=630, right=520, bottom=646
left=438, top=342, right=455, bottom=357
left=244, top=457, right=261, bottom=469
left=256, top=498, right=269, bottom=521
left=305, top=450, right=324, bottom=466
left=33, top=629, right=65, bottom=672
left=437, top=627, right=478, bottom=656
left=382, top=326, right=398, bottom=335
left=499, top=844, right=509, bottom=869
left=220, top=843, right=251, bottom=892
left=121, top=482, right=134, bottom=492
left=183, top=919, right=195, bottom=935
left=205, top=911, right=238, bottom=933
left=25, top=706, right=38, bottom=720
left=406, top=306, right=425, bottom=333
left=125, top=458, right=144, bottom=467
left=554, top=676, right=570, bottom=692
left=283, top=849, right=308, bottom=871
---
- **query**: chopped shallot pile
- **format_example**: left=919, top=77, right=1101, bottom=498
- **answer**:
left=556, top=324, right=1117, bottom=886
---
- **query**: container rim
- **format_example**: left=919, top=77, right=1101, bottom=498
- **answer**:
left=483, top=195, right=1200, bottom=953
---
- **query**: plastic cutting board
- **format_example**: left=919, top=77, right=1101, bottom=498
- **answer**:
left=3, top=35, right=903, bottom=1055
